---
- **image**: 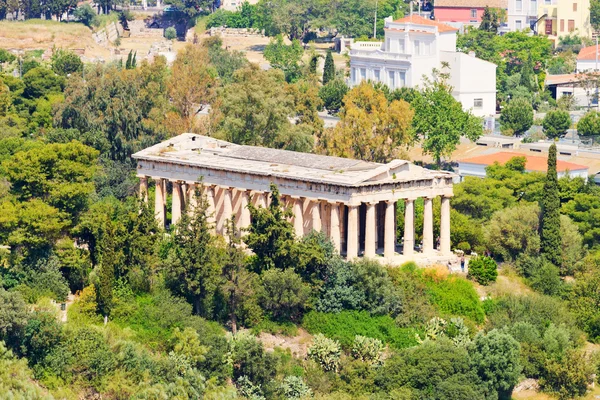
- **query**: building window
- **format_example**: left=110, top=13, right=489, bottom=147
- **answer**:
left=374, top=69, right=380, bottom=81
left=414, top=40, right=421, bottom=55
left=399, top=72, right=406, bottom=87
left=351, top=68, right=356, bottom=84
left=360, top=68, right=366, bottom=81
left=399, top=39, right=405, bottom=53
left=545, top=19, right=553, bottom=34
left=560, top=19, right=564, bottom=31
left=516, top=20, right=522, bottom=30
left=568, top=19, right=575, bottom=31
left=470, top=8, right=477, bottom=18
left=573, top=2, right=577, bottom=11
left=388, top=71, right=395, bottom=88
left=544, top=0, right=550, bottom=4
left=516, top=0, right=522, bottom=10
left=531, top=0, right=537, bottom=12
left=474, top=98, right=483, bottom=109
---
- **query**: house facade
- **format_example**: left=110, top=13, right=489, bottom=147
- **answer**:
left=536, top=0, right=592, bottom=42
left=576, top=45, right=600, bottom=71
left=348, top=15, right=497, bottom=117
left=434, top=0, right=508, bottom=26
left=507, top=0, right=539, bottom=31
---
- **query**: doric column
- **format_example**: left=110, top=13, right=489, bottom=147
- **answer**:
left=384, top=200, right=396, bottom=258
left=329, top=202, right=341, bottom=253
left=186, top=182, right=197, bottom=215
left=239, top=190, right=251, bottom=232
left=364, top=202, right=376, bottom=258
left=206, top=185, right=216, bottom=232
left=153, top=177, right=165, bottom=228
left=139, top=176, right=148, bottom=203
left=311, top=200, right=322, bottom=232
left=171, top=181, right=183, bottom=226
left=403, top=198, right=415, bottom=257
left=293, top=197, right=304, bottom=237
left=423, top=197, right=434, bottom=255
left=347, top=205, right=359, bottom=259
left=253, top=191, right=267, bottom=209
left=440, top=195, right=452, bottom=255
left=222, top=187, right=233, bottom=228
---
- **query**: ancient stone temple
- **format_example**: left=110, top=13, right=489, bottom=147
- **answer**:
left=132, top=133, right=455, bottom=263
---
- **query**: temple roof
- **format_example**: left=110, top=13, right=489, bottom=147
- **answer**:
left=132, top=133, right=453, bottom=187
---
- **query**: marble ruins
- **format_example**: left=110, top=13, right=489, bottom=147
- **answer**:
left=132, top=133, right=455, bottom=263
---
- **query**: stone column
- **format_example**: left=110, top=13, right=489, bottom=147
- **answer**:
left=293, top=198, right=304, bottom=238
left=253, top=191, right=267, bottom=209
left=422, top=197, right=434, bottom=255
left=403, top=198, right=415, bottom=257
left=239, top=191, right=251, bottom=232
left=186, top=183, right=197, bottom=215
left=154, top=177, right=165, bottom=228
left=364, top=202, right=376, bottom=258
left=330, top=202, right=341, bottom=253
left=311, top=200, right=322, bottom=232
left=222, top=187, right=233, bottom=228
left=206, top=186, right=216, bottom=232
left=171, top=181, right=183, bottom=226
left=440, top=195, right=452, bottom=255
left=347, top=205, right=359, bottom=259
left=139, top=176, right=148, bottom=203
left=384, top=200, right=396, bottom=258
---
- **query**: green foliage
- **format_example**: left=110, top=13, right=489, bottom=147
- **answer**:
left=540, top=349, right=594, bottom=399
left=542, top=109, right=571, bottom=139
left=484, top=203, right=540, bottom=261
left=322, top=50, right=335, bottom=85
left=319, top=78, right=348, bottom=113
left=0, top=49, right=16, bottom=63
left=302, top=311, right=419, bottom=349
left=165, top=27, right=177, bottom=40
left=0, top=341, right=52, bottom=399
left=577, top=110, right=600, bottom=136
left=0, top=288, right=28, bottom=347
left=425, top=276, right=485, bottom=323
left=22, top=67, right=65, bottom=99
left=95, top=219, right=118, bottom=318
left=467, top=256, right=498, bottom=285
left=73, top=4, right=97, bottom=26
left=479, top=6, right=504, bottom=33
left=351, top=335, right=384, bottom=365
left=529, top=260, right=562, bottom=296
left=469, top=329, right=522, bottom=399
left=264, top=35, right=303, bottom=82
left=202, top=36, right=248, bottom=84
left=230, top=333, right=275, bottom=388
left=282, top=375, right=312, bottom=399
left=540, top=143, right=561, bottom=266
left=419, top=317, right=471, bottom=347
left=592, top=0, right=600, bottom=31
left=259, top=268, right=310, bottom=322
left=307, top=333, right=342, bottom=372
left=500, top=97, right=533, bottom=136
left=51, top=50, right=83, bottom=77
left=22, top=310, right=64, bottom=368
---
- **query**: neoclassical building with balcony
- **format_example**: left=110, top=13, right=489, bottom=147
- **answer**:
left=348, top=15, right=497, bottom=117
left=132, top=134, right=456, bottom=264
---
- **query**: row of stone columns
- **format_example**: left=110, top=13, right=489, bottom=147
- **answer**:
left=140, top=176, right=452, bottom=258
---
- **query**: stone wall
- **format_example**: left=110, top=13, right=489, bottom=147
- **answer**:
left=208, top=27, right=264, bottom=37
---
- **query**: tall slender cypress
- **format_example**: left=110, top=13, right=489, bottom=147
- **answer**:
left=540, top=143, right=561, bottom=265
left=323, top=50, right=335, bottom=85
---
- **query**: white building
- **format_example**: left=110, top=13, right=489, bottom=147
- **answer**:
left=348, top=15, right=497, bottom=117
left=576, top=45, right=600, bottom=72
left=507, top=0, right=538, bottom=32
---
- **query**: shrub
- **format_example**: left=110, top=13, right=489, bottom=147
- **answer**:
left=467, top=256, right=498, bottom=285
left=542, top=109, right=571, bottom=139
left=319, top=79, right=348, bottom=113
left=425, top=276, right=485, bottom=323
left=230, top=333, right=276, bottom=387
left=51, top=50, right=83, bottom=77
left=540, top=349, right=594, bottom=399
left=307, top=334, right=341, bottom=372
left=576, top=111, right=600, bottom=136
left=76, top=285, right=98, bottom=317
left=165, top=27, right=177, bottom=40
left=282, top=375, right=312, bottom=399
left=351, top=335, right=384, bottom=365
left=302, top=311, right=418, bottom=349
left=73, top=4, right=97, bottom=27
left=259, top=269, right=310, bottom=322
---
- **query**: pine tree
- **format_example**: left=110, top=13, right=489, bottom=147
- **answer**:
left=323, top=50, right=335, bottom=85
left=309, top=54, right=319, bottom=75
left=479, top=6, right=493, bottom=32
left=540, top=143, right=561, bottom=266
left=125, top=50, right=132, bottom=70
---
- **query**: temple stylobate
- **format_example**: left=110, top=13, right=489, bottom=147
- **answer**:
left=132, top=133, right=455, bottom=263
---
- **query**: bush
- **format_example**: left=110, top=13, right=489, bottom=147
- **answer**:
left=576, top=111, right=600, bottom=136
left=351, top=335, right=384, bottom=365
left=51, top=50, right=83, bottom=77
left=467, top=256, right=498, bottom=285
left=500, top=97, right=534, bottom=136
left=282, top=375, right=312, bottom=399
left=542, top=109, right=571, bottom=139
left=73, top=4, right=97, bottom=27
left=319, top=79, right=348, bottom=113
left=165, top=27, right=177, bottom=40
left=302, top=311, right=418, bottom=349
left=259, top=269, right=310, bottom=322
left=230, top=333, right=275, bottom=388
left=425, top=276, right=485, bottom=323
left=307, top=334, right=342, bottom=372
left=540, top=349, right=594, bottom=399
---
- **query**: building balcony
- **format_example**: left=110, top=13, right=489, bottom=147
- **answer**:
left=349, top=49, right=412, bottom=62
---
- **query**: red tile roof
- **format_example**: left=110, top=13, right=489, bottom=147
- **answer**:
left=577, top=45, right=600, bottom=61
left=393, top=15, right=458, bottom=33
left=434, top=0, right=507, bottom=8
left=459, top=151, right=588, bottom=172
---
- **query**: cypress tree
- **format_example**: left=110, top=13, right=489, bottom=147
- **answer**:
left=96, top=219, right=118, bottom=321
left=323, top=50, right=335, bottom=85
left=540, top=143, right=561, bottom=266
left=132, top=51, right=137, bottom=68
left=309, top=54, right=319, bottom=75
left=125, top=50, right=132, bottom=70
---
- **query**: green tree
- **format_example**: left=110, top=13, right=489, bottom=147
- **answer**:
left=542, top=109, right=571, bottom=139
left=0, top=341, right=52, bottom=400
left=469, top=330, right=522, bottom=400
left=323, top=49, right=335, bottom=85
left=479, top=6, right=505, bottom=33
left=0, top=289, right=28, bottom=347
left=164, top=189, right=221, bottom=316
left=412, top=69, right=483, bottom=165
left=467, top=255, right=498, bottom=285
left=592, top=0, right=600, bottom=31
left=264, top=34, right=304, bottom=82
left=577, top=110, right=600, bottom=136
left=540, top=349, right=594, bottom=399
left=500, top=97, right=533, bottom=136
left=202, top=36, right=247, bottom=84
left=485, top=203, right=541, bottom=261
left=245, top=184, right=297, bottom=273
left=73, top=3, right=96, bottom=26
left=540, top=143, right=561, bottom=266
left=95, top=218, right=121, bottom=320
left=319, top=78, right=348, bottom=113
left=51, top=49, right=84, bottom=77
left=22, top=67, right=65, bottom=99
left=259, top=268, right=310, bottom=321
left=165, top=27, right=177, bottom=40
